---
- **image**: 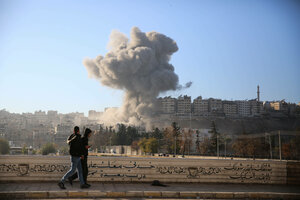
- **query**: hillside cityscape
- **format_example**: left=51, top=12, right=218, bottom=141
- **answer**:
left=1, top=84, right=300, bottom=160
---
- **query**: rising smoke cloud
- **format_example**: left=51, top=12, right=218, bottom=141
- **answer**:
left=84, top=27, right=191, bottom=127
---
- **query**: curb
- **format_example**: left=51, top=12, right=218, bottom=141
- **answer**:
left=0, top=191, right=300, bottom=199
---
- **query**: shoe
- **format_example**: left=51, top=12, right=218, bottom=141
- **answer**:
left=85, top=183, right=91, bottom=187
left=58, top=182, right=66, bottom=189
left=68, top=177, right=73, bottom=186
left=80, top=183, right=90, bottom=189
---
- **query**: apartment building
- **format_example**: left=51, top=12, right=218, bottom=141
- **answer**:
left=249, top=100, right=263, bottom=116
left=235, top=100, right=251, bottom=117
left=208, top=98, right=222, bottom=112
left=177, top=95, right=191, bottom=116
left=88, top=110, right=103, bottom=120
left=157, top=96, right=177, bottom=114
left=193, top=96, right=209, bottom=116
left=54, top=124, right=73, bottom=147
left=270, top=101, right=288, bottom=112
left=222, top=101, right=238, bottom=117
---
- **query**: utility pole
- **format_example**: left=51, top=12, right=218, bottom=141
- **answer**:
left=174, top=135, right=177, bottom=157
left=217, top=135, right=219, bottom=159
left=189, top=112, right=191, bottom=129
left=110, top=136, right=112, bottom=154
left=268, top=133, right=272, bottom=159
left=278, top=130, right=282, bottom=161
left=225, top=138, right=227, bottom=159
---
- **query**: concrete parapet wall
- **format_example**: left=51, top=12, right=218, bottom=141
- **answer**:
left=0, top=155, right=297, bottom=184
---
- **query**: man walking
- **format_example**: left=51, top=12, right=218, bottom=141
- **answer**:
left=58, top=126, right=90, bottom=189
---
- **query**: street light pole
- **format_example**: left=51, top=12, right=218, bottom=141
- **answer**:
left=225, top=138, right=227, bottom=159
left=278, top=130, right=282, bottom=161
left=174, top=135, right=177, bottom=157
left=217, top=135, right=219, bottom=159
left=268, top=133, right=272, bottom=159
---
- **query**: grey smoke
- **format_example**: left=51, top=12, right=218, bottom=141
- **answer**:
left=84, top=27, right=192, bottom=126
left=177, top=81, right=193, bottom=90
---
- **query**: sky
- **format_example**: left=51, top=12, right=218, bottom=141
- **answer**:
left=0, top=0, right=299, bottom=115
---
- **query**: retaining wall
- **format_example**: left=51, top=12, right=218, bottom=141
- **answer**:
left=0, top=155, right=298, bottom=184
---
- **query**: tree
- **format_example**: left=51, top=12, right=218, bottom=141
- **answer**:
left=151, top=127, right=163, bottom=139
left=145, top=138, right=158, bottom=154
left=232, top=137, right=248, bottom=157
left=180, top=129, right=193, bottom=156
left=282, top=143, right=292, bottom=160
left=232, top=136, right=268, bottom=158
left=138, top=138, right=147, bottom=154
left=138, top=137, right=158, bottom=154
left=131, top=140, right=140, bottom=153
left=91, top=127, right=111, bottom=151
left=127, top=126, right=139, bottom=145
left=290, top=136, right=300, bottom=160
left=208, top=121, right=221, bottom=156
left=41, top=143, right=56, bottom=155
left=22, top=145, right=28, bottom=154
left=171, top=122, right=181, bottom=156
left=0, top=138, right=9, bottom=154
left=112, top=124, right=127, bottom=145
left=199, top=136, right=211, bottom=155
left=163, top=127, right=174, bottom=154
left=195, top=130, right=200, bottom=154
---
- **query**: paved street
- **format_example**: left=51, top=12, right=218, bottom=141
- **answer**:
left=0, top=182, right=299, bottom=193
left=0, top=182, right=299, bottom=199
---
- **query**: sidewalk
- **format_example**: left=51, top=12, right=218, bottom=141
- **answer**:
left=0, top=182, right=299, bottom=199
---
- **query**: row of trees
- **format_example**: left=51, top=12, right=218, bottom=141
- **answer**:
left=1, top=121, right=299, bottom=160
left=90, top=121, right=300, bottom=160
left=0, top=139, right=59, bottom=155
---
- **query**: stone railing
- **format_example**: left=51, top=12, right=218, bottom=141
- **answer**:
left=0, top=155, right=298, bottom=184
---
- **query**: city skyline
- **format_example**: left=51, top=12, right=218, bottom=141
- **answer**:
left=1, top=90, right=297, bottom=116
left=1, top=0, right=300, bottom=115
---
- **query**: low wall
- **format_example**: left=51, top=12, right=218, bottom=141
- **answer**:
left=0, top=155, right=297, bottom=184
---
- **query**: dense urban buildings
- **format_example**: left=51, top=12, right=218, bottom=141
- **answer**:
left=0, top=87, right=299, bottom=153
left=156, top=96, right=296, bottom=118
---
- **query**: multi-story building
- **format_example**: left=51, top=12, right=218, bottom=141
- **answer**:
left=33, top=110, right=48, bottom=123
left=177, top=95, right=191, bottom=116
left=88, top=110, right=103, bottom=120
left=32, top=124, right=54, bottom=149
left=235, top=100, right=251, bottom=117
left=54, top=124, right=73, bottom=147
left=270, top=100, right=288, bottom=112
left=193, top=96, right=209, bottom=116
left=47, top=110, right=59, bottom=126
left=249, top=99, right=263, bottom=116
left=208, top=98, right=222, bottom=112
left=222, top=101, right=237, bottom=117
left=157, top=97, right=177, bottom=114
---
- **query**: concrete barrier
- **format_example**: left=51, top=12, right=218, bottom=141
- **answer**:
left=0, top=155, right=298, bottom=184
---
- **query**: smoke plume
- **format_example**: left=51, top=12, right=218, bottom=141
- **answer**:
left=84, top=27, right=191, bottom=127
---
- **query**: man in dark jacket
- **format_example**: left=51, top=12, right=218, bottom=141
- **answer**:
left=58, top=126, right=89, bottom=189
left=69, top=128, right=92, bottom=186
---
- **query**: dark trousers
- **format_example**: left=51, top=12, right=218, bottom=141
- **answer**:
left=70, top=155, right=88, bottom=183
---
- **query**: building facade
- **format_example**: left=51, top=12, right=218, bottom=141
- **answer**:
left=222, top=101, right=237, bottom=117
left=157, top=97, right=177, bottom=114
left=208, top=98, right=222, bottom=112
left=236, top=100, right=251, bottom=117
left=193, top=96, right=209, bottom=116
left=177, top=95, right=191, bottom=116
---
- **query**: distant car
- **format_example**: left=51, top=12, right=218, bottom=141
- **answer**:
left=158, top=153, right=167, bottom=157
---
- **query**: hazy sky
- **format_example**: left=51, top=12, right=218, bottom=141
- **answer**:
left=0, top=0, right=299, bottom=115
